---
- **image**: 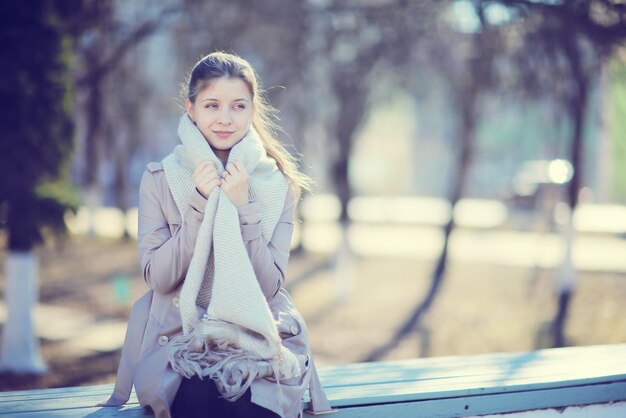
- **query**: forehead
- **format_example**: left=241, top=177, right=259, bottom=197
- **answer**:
left=197, top=77, right=252, bottom=100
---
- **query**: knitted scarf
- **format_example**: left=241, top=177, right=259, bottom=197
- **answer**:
left=163, top=114, right=301, bottom=400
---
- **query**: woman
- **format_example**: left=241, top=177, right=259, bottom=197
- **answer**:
left=103, top=52, right=332, bottom=418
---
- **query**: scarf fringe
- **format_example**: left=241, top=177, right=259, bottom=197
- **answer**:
left=168, top=317, right=301, bottom=401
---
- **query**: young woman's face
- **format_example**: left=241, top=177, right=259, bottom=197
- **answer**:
left=186, top=76, right=253, bottom=162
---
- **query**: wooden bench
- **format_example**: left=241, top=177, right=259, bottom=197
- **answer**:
left=1, top=344, right=625, bottom=417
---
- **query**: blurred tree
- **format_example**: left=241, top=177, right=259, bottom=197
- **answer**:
left=72, top=0, right=181, bottom=236
left=609, top=54, right=626, bottom=200
left=0, top=0, right=79, bottom=373
left=364, top=0, right=510, bottom=361
left=499, top=0, right=626, bottom=347
left=318, top=1, right=438, bottom=223
left=108, top=52, right=150, bottom=239
left=365, top=0, right=626, bottom=359
left=305, top=0, right=443, bottom=302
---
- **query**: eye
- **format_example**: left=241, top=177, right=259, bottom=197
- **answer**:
left=204, top=103, right=217, bottom=109
left=233, top=103, right=246, bottom=110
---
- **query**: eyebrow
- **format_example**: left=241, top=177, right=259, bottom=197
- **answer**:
left=200, top=97, right=250, bottom=103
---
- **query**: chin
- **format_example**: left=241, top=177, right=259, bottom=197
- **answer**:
left=209, top=144, right=232, bottom=153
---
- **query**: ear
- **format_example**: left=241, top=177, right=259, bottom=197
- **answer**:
left=185, top=99, right=194, bottom=121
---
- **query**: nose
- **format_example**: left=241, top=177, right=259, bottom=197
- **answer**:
left=217, top=108, right=232, bottom=125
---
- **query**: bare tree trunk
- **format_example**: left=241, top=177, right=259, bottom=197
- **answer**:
left=553, top=74, right=588, bottom=348
left=112, top=61, right=142, bottom=241
left=596, top=63, right=611, bottom=202
left=0, top=251, right=46, bottom=374
left=83, top=67, right=104, bottom=238
left=330, top=74, right=368, bottom=301
left=113, top=146, right=131, bottom=240
left=332, top=73, right=368, bottom=223
left=113, top=124, right=140, bottom=241
left=552, top=36, right=589, bottom=348
left=363, top=94, right=477, bottom=361
left=84, top=78, right=102, bottom=189
left=425, top=98, right=477, bottom=313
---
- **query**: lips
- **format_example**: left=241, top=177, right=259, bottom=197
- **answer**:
left=213, top=131, right=234, bottom=139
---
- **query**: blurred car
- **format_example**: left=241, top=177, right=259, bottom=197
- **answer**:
left=508, top=159, right=573, bottom=211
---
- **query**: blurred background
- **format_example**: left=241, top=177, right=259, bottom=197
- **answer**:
left=1, top=0, right=626, bottom=391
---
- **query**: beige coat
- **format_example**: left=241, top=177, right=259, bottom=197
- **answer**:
left=104, top=162, right=332, bottom=418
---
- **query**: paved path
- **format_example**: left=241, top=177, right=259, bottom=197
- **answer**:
left=301, top=223, right=626, bottom=273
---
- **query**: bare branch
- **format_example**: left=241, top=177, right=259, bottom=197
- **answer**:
left=78, top=4, right=181, bottom=86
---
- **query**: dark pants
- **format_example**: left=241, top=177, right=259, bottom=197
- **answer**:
left=170, top=375, right=280, bottom=418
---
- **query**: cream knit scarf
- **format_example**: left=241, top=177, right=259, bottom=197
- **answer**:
left=163, top=114, right=300, bottom=400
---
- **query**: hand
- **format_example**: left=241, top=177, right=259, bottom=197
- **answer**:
left=220, top=161, right=249, bottom=207
left=193, top=160, right=221, bottom=199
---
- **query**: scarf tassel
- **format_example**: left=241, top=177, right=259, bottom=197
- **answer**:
left=168, top=318, right=302, bottom=401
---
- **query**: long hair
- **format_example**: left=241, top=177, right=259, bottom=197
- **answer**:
left=183, top=51, right=312, bottom=199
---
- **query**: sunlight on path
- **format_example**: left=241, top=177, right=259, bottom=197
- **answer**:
left=301, top=223, right=626, bottom=273
left=0, top=302, right=126, bottom=354
left=65, top=208, right=138, bottom=239
left=63, top=196, right=626, bottom=273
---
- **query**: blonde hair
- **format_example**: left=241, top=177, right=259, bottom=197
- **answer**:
left=184, top=51, right=312, bottom=200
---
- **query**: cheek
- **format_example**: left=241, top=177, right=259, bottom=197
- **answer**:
left=237, top=111, right=253, bottom=127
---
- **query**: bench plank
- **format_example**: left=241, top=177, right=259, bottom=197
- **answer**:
left=0, top=385, right=124, bottom=402
left=305, top=344, right=626, bottom=406
left=4, top=405, right=148, bottom=417
left=0, top=391, right=141, bottom=415
left=308, top=382, right=626, bottom=418
left=0, top=344, right=624, bottom=417
left=315, top=343, right=626, bottom=383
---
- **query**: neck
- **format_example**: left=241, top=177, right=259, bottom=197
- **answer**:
left=213, top=148, right=229, bottom=167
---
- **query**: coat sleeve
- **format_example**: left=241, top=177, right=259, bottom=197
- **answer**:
left=137, top=167, right=207, bottom=294
left=237, top=188, right=297, bottom=299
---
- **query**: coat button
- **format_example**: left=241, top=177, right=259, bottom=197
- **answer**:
left=290, top=324, right=300, bottom=336
left=158, top=335, right=169, bottom=346
left=172, top=296, right=180, bottom=308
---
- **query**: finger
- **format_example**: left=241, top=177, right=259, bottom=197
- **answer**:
left=196, top=172, right=217, bottom=187
left=226, top=162, right=237, bottom=174
left=233, top=161, right=245, bottom=173
left=192, top=171, right=205, bottom=184
left=199, top=163, right=218, bottom=177
left=205, top=178, right=221, bottom=190
left=202, top=169, right=220, bottom=181
left=195, top=160, right=210, bottom=172
left=203, top=176, right=220, bottom=188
